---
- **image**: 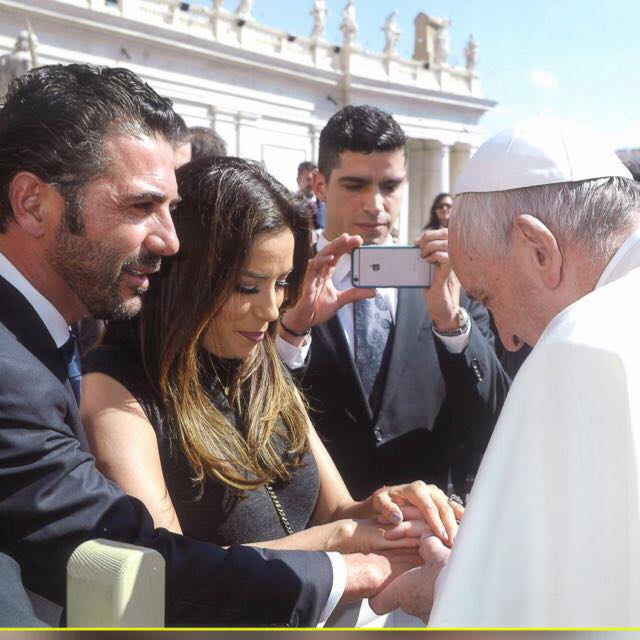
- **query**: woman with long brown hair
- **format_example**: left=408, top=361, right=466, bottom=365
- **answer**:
left=81, top=157, right=457, bottom=552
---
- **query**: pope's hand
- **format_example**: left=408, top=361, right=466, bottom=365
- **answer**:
left=370, top=481, right=464, bottom=546
left=414, top=228, right=462, bottom=332
left=369, top=533, right=451, bottom=623
left=280, top=233, right=374, bottom=343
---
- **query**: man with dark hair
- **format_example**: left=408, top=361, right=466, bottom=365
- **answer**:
left=173, top=125, right=227, bottom=169
left=279, top=104, right=507, bottom=500
left=189, top=125, right=228, bottom=160
left=0, top=66, right=414, bottom=627
left=297, top=160, right=325, bottom=230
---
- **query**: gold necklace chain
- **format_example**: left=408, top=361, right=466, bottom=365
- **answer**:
left=264, top=484, right=294, bottom=536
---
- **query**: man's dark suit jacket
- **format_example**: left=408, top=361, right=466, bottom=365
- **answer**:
left=0, top=552, right=46, bottom=627
left=300, top=287, right=510, bottom=499
left=0, top=276, right=332, bottom=627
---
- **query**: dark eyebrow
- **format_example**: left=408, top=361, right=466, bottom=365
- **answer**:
left=243, top=268, right=293, bottom=280
left=243, top=270, right=268, bottom=280
left=120, top=191, right=182, bottom=206
left=338, top=176, right=370, bottom=186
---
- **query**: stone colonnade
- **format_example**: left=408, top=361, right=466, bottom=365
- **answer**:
left=406, top=140, right=474, bottom=240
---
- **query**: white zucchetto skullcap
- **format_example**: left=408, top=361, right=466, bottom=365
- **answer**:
left=454, top=116, right=632, bottom=195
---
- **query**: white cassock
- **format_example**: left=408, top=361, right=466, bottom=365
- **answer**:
left=429, top=228, right=640, bottom=627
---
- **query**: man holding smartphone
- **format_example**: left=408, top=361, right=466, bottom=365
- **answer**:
left=277, top=105, right=509, bottom=501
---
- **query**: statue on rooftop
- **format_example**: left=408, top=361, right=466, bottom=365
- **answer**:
left=310, top=0, right=328, bottom=40
left=464, top=34, right=478, bottom=72
left=382, top=10, right=401, bottom=56
left=433, top=20, right=450, bottom=66
left=0, top=25, right=38, bottom=97
left=235, top=0, right=253, bottom=19
left=340, top=0, right=358, bottom=47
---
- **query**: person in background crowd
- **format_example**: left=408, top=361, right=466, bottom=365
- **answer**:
left=174, top=124, right=228, bottom=169
left=424, top=192, right=453, bottom=230
left=277, top=105, right=509, bottom=500
left=297, top=160, right=325, bottom=230
left=0, top=63, right=420, bottom=627
left=372, top=117, right=640, bottom=627
left=190, top=125, right=228, bottom=159
left=81, top=157, right=460, bottom=561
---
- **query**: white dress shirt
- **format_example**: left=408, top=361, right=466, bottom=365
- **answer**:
left=0, top=251, right=70, bottom=347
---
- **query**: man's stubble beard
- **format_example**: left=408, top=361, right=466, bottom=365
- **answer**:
left=47, top=202, right=159, bottom=321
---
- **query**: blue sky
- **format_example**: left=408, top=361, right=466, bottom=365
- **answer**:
left=198, top=1, right=640, bottom=150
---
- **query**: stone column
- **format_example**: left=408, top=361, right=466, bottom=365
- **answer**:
left=208, top=105, right=237, bottom=155
left=310, top=124, right=322, bottom=162
left=235, top=111, right=261, bottom=160
left=397, top=175, right=410, bottom=243
left=449, top=144, right=473, bottom=194
left=401, top=140, right=460, bottom=241
left=416, top=141, right=451, bottom=238
left=406, top=139, right=428, bottom=241
left=430, top=142, right=450, bottom=196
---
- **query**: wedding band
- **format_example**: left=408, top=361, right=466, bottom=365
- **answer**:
left=448, top=493, right=464, bottom=507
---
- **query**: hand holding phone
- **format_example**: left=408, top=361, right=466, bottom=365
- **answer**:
left=414, top=228, right=463, bottom=331
left=351, top=245, right=433, bottom=288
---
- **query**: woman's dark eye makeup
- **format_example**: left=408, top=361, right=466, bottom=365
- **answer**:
left=236, top=276, right=290, bottom=295
left=236, top=284, right=259, bottom=294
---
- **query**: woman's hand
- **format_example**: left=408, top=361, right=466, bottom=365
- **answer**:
left=325, top=518, right=424, bottom=554
left=279, top=233, right=375, bottom=344
left=368, top=482, right=465, bottom=547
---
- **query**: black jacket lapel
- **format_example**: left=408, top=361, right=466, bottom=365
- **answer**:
left=0, top=276, right=68, bottom=386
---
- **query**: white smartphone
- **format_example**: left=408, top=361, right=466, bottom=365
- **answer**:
left=351, top=245, right=433, bottom=288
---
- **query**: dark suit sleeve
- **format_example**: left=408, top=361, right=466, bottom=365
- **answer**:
left=0, top=352, right=332, bottom=627
left=433, top=296, right=511, bottom=449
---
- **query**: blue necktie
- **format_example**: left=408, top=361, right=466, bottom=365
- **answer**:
left=353, top=291, right=393, bottom=399
left=59, top=331, right=82, bottom=406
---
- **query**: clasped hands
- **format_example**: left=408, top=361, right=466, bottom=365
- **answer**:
left=335, top=481, right=462, bottom=623
left=280, top=232, right=463, bottom=621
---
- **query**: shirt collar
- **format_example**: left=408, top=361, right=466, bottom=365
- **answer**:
left=0, top=251, right=71, bottom=348
left=596, top=226, right=640, bottom=289
left=318, top=232, right=395, bottom=286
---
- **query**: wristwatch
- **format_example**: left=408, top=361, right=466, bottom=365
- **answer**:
left=432, top=307, right=470, bottom=337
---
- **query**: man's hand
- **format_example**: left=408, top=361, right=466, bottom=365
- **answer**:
left=280, top=233, right=374, bottom=344
left=340, top=549, right=423, bottom=604
left=414, top=228, right=461, bottom=331
left=369, top=534, right=451, bottom=623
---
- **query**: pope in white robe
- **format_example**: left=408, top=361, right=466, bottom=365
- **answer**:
left=430, top=229, right=640, bottom=627
left=371, top=117, right=640, bottom=627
